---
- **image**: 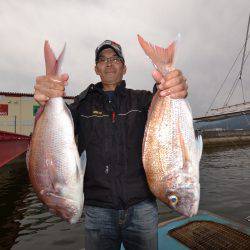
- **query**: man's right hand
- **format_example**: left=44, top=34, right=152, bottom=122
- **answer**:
left=34, top=73, right=69, bottom=106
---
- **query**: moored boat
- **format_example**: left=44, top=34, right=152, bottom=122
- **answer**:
left=0, top=130, right=30, bottom=168
left=158, top=210, right=250, bottom=249
left=120, top=210, right=250, bottom=249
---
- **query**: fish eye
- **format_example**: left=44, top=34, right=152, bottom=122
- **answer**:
left=169, top=195, right=178, bottom=206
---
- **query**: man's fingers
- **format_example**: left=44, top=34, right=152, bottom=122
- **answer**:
left=152, top=70, right=164, bottom=84
left=158, top=75, right=186, bottom=91
left=34, top=93, right=49, bottom=106
left=164, top=69, right=182, bottom=81
left=152, top=69, right=182, bottom=82
left=158, top=78, right=188, bottom=98
left=38, top=85, right=64, bottom=98
left=152, top=68, right=188, bottom=99
left=49, top=74, right=69, bottom=85
left=159, top=83, right=188, bottom=97
left=49, top=81, right=66, bottom=91
left=170, top=90, right=188, bottom=99
left=153, top=69, right=186, bottom=90
left=59, top=73, right=69, bottom=82
left=34, top=93, right=49, bottom=101
left=35, top=81, right=65, bottom=92
left=36, top=74, right=68, bottom=86
left=35, top=74, right=67, bottom=98
left=34, top=73, right=68, bottom=105
left=158, top=88, right=187, bottom=98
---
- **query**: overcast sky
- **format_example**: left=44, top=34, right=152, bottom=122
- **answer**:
left=0, top=0, right=249, bottom=117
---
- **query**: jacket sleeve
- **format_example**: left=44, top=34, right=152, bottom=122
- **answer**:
left=139, top=90, right=153, bottom=112
left=139, top=83, right=157, bottom=112
left=68, top=84, right=93, bottom=136
left=68, top=99, right=80, bottom=136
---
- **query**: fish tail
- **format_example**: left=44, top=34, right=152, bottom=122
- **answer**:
left=137, top=34, right=180, bottom=76
left=44, top=40, right=57, bottom=75
left=44, top=41, right=66, bottom=76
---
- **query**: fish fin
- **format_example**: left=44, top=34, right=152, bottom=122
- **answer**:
left=26, top=144, right=30, bottom=170
left=80, top=150, right=87, bottom=173
left=64, top=103, right=74, bottom=125
left=41, top=190, right=74, bottom=207
left=185, top=100, right=192, bottom=114
left=195, top=135, right=203, bottom=162
left=75, top=150, right=86, bottom=181
left=40, top=190, right=79, bottom=222
left=44, top=40, right=66, bottom=75
left=137, top=34, right=178, bottom=76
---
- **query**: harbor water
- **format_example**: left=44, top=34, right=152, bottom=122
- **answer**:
left=0, top=145, right=249, bottom=250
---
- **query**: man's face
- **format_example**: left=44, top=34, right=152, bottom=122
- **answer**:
left=95, top=48, right=126, bottom=87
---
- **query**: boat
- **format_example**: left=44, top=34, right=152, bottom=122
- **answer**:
left=194, top=105, right=250, bottom=147
left=158, top=210, right=250, bottom=249
left=0, top=130, right=30, bottom=168
left=194, top=15, right=250, bottom=147
left=120, top=210, right=250, bottom=249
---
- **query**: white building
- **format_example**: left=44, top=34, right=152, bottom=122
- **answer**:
left=0, top=92, right=74, bottom=136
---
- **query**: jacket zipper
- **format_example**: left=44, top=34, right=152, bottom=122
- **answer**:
left=112, top=111, right=116, bottom=123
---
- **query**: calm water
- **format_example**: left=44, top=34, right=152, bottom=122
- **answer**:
left=0, top=145, right=250, bottom=250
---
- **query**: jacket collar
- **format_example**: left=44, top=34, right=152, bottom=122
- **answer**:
left=90, top=80, right=127, bottom=96
left=76, top=80, right=127, bottom=105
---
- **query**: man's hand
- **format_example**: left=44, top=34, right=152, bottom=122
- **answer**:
left=34, top=73, right=69, bottom=106
left=152, top=69, right=188, bottom=98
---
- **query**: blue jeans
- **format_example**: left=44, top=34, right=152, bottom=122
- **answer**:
left=84, top=199, right=158, bottom=250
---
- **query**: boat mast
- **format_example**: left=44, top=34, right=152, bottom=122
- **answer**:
left=238, top=14, right=250, bottom=104
left=205, top=14, right=250, bottom=116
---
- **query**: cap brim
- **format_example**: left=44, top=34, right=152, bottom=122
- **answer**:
left=95, top=45, right=124, bottom=62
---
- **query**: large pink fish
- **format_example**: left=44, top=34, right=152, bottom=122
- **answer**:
left=138, top=35, right=202, bottom=217
left=26, top=41, right=85, bottom=223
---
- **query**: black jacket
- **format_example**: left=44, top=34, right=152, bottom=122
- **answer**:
left=69, top=80, right=155, bottom=209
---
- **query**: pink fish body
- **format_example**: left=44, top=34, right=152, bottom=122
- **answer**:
left=138, top=35, right=202, bottom=217
left=27, top=41, right=85, bottom=223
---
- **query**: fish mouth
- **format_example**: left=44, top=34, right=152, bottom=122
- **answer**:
left=183, top=208, right=198, bottom=217
left=174, top=205, right=197, bottom=218
left=177, top=200, right=199, bottom=218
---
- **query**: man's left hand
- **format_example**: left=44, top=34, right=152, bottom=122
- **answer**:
left=152, top=69, right=188, bottom=98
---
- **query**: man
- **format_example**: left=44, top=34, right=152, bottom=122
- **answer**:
left=34, top=40, right=188, bottom=250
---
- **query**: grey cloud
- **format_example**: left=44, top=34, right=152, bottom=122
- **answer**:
left=0, top=0, right=249, bottom=117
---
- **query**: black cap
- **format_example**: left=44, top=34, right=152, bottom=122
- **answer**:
left=95, top=40, right=125, bottom=63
